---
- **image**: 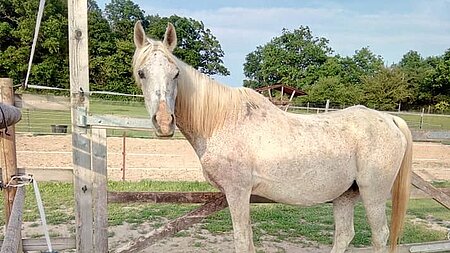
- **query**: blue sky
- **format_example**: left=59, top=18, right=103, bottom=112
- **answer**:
left=98, top=0, right=450, bottom=87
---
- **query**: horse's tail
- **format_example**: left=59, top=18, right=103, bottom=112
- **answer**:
left=389, top=116, right=413, bottom=252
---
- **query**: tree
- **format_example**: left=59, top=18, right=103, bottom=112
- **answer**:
left=0, top=0, right=69, bottom=87
left=424, top=49, right=450, bottom=104
left=397, top=50, right=430, bottom=107
left=361, top=66, right=412, bottom=110
left=299, top=76, right=362, bottom=105
left=243, top=26, right=332, bottom=89
left=338, top=47, right=384, bottom=85
left=105, top=0, right=145, bottom=41
left=145, top=15, right=229, bottom=76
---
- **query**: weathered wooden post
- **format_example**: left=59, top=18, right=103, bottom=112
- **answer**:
left=0, top=78, right=20, bottom=225
left=68, top=0, right=92, bottom=251
left=68, top=0, right=108, bottom=251
left=0, top=78, right=22, bottom=253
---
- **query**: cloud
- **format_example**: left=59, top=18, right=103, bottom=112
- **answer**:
left=139, top=2, right=450, bottom=86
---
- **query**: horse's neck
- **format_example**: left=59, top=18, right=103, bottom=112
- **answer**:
left=174, top=63, right=214, bottom=155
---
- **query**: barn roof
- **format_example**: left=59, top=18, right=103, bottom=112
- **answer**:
left=254, top=84, right=307, bottom=96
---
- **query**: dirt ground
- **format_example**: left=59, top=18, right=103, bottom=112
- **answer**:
left=11, top=134, right=450, bottom=252
left=15, top=134, right=450, bottom=182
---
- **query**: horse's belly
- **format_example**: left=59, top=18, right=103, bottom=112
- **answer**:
left=251, top=161, right=356, bottom=206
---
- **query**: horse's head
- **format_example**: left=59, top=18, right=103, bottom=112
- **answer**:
left=133, top=21, right=179, bottom=137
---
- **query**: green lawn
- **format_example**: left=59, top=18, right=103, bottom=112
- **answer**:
left=3, top=181, right=448, bottom=247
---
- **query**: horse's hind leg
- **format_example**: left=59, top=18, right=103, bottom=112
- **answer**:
left=331, top=187, right=359, bottom=253
left=359, top=185, right=390, bottom=253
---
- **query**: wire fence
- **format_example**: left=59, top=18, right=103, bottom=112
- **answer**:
left=16, top=97, right=450, bottom=138
left=286, top=103, right=450, bottom=131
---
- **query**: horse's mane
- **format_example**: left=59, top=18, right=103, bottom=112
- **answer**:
left=132, top=39, right=264, bottom=138
left=175, top=59, right=264, bottom=137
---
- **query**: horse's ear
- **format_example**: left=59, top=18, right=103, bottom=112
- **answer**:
left=134, top=21, right=147, bottom=48
left=163, top=23, right=177, bottom=52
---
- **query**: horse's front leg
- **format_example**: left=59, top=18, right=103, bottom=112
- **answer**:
left=224, top=186, right=255, bottom=253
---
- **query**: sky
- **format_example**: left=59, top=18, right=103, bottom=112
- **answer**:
left=98, top=0, right=450, bottom=87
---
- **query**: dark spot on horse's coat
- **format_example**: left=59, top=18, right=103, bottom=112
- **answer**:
left=138, top=70, right=145, bottom=79
left=392, top=118, right=399, bottom=127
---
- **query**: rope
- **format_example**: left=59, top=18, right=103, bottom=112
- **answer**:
left=23, top=0, right=47, bottom=89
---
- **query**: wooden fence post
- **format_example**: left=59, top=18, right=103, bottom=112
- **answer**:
left=0, top=78, right=22, bottom=253
left=68, top=0, right=95, bottom=252
left=0, top=78, right=19, bottom=225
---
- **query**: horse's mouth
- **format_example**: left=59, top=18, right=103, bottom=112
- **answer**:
left=155, top=131, right=175, bottom=138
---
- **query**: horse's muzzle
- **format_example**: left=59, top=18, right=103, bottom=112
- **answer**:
left=152, top=114, right=175, bottom=137
left=152, top=101, right=175, bottom=137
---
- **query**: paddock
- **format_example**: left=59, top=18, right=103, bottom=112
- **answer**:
left=0, top=0, right=449, bottom=251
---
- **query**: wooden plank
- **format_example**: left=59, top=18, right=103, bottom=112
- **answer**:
left=68, top=0, right=92, bottom=251
left=85, top=114, right=153, bottom=129
left=0, top=237, right=75, bottom=251
left=108, top=191, right=275, bottom=204
left=0, top=103, right=21, bottom=128
left=410, top=241, right=450, bottom=252
left=348, top=241, right=450, bottom=253
left=0, top=79, right=19, bottom=238
left=0, top=187, right=25, bottom=253
left=411, top=172, right=450, bottom=210
left=115, top=194, right=228, bottom=253
left=72, top=134, right=93, bottom=252
left=91, top=128, right=108, bottom=252
left=21, top=168, right=73, bottom=182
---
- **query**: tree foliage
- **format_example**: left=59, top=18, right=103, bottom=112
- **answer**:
left=243, top=26, right=332, bottom=89
left=145, top=15, right=229, bottom=76
left=244, top=26, right=449, bottom=111
left=0, top=0, right=68, bottom=87
left=0, top=0, right=229, bottom=95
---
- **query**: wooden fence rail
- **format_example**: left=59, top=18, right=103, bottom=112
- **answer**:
left=0, top=187, right=25, bottom=253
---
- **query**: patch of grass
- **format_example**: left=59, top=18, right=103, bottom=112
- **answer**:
left=175, top=231, right=189, bottom=237
left=193, top=241, right=203, bottom=247
left=109, top=180, right=216, bottom=192
left=395, top=114, right=450, bottom=131
left=0, top=181, right=448, bottom=247
left=49, top=231, right=62, bottom=237
left=29, top=233, right=44, bottom=238
left=432, top=180, right=450, bottom=188
left=406, top=199, right=450, bottom=222
left=29, top=222, right=40, bottom=227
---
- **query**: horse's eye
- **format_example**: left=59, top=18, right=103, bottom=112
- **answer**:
left=174, top=71, right=179, bottom=79
left=138, top=70, right=145, bottom=79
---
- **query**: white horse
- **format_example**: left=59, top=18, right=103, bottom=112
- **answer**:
left=132, top=21, right=412, bottom=253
